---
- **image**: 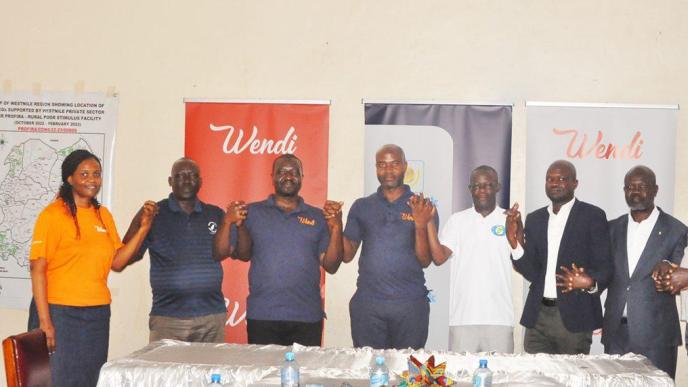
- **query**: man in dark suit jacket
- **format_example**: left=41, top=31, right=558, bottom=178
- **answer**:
left=601, top=166, right=687, bottom=379
left=505, top=160, right=612, bottom=354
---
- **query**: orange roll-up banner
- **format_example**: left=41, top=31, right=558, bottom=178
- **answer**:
left=185, top=100, right=330, bottom=343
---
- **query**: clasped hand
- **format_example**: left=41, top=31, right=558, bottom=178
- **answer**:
left=408, top=193, right=435, bottom=228
left=322, top=200, right=344, bottom=228
left=224, top=201, right=247, bottom=226
left=652, top=261, right=688, bottom=295
left=555, top=263, right=594, bottom=293
left=139, top=201, right=159, bottom=228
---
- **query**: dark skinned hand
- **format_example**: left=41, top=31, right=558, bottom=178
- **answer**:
left=224, top=200, right=247, bottom=227
left=408, top=193, right=434, bottom=228
left=556, top=263, right=594, bottom=293
left=322, top=200, right=343, bottom=229
left=653, top=261, right=688, bottom=295
left=504, top=202, right=524, bottom=249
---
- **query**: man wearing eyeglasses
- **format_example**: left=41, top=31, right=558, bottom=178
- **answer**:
left=122, top=158, right=228, bottom=343
left=505, top=160, right=612, bottom=355
left=426, top=165, right=515, bottom=353
left=599, top=166, right=686, bottom=379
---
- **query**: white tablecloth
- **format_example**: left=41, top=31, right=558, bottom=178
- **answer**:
left=97, top=340, right=673, bottom=387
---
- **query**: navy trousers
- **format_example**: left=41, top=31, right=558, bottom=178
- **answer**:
left=350, top=293, right=429, bottom=350
left=29, top=300, right=110, bottom=387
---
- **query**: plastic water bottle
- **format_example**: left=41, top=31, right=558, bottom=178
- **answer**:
left=369, top=355, right=389, bottom=387
left=208, top=373, right=223, bottom=387
left=281, top=351, right=300, bottom=387
left=472, top=359, right=493, bottom=387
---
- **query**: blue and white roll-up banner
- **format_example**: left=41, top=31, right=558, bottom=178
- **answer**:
left=364, top=101, right=513, bottom=350
left=526, top=101, right=679, bottom=353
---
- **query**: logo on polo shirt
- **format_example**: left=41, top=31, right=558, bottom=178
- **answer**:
left=208, top=221, right=218, bottom=234
left=95, top=225, right=107, bottom=233
left=401, top=212, right=414, bottom=222
left=298, top=216, right=315, bottom=226
left=491, top=225, right=505, bottom=236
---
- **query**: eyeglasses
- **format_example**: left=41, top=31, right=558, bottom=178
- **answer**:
left=623, top=184, right=653, bottom=193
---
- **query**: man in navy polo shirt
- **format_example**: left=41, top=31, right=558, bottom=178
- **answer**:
left=343, top=144, right=437, bottom=350
left=123, top=158, right=227, bottom=343
left=213, top=154, right=344, bottom=346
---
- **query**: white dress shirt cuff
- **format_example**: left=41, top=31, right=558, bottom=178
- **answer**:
left=584, top=281, right=598, bottom=294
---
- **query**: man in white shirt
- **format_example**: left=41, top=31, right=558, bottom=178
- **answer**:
left=428, top=165, right=514, bottom=353
left=505, top=160, right=612, bottom=354
left=599, top=166, right=687, bottom=379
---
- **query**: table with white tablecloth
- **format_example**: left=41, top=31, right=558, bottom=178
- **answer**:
left=97, top=340, right=673, bottom=387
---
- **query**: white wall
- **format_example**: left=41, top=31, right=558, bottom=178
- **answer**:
left=2, top=1, right=688, bottom=385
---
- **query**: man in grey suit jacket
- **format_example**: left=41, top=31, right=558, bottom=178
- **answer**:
left=601, top=166, right=687, bottom=379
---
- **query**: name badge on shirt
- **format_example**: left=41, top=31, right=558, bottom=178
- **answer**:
left=95, top=225, right=107, bottom=233
left=298, top=216, right=315, bottom=226
left=400, top=212, right=414, bottom=222
left=491, top=225, right=506, bottom=236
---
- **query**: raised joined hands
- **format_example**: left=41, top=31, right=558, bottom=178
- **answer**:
left=322, top=200, right=344, bottom=229
left=139, top=201, right=159, bottom=228
left=224, top=200, right=247, bottom=227
left=408, top=193, right=435, bottom=228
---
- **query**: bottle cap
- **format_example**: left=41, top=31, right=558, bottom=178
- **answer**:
left=285, top=351, right=295, bottom=361
left=375, top=356, right=385, bottom=365
left=211, top=374, right=221, bottom=383
left=479, top=359, right=488, bottom=368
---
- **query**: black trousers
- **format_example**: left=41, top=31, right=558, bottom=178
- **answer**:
left=524, top=304, right=592, bottom=355
left=247, top=319, right=323, bottom=346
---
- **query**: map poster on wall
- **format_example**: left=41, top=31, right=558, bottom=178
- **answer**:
left=0, top=91, right=118, bottom=309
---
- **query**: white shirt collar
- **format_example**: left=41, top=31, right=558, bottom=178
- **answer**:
left=547, top=197, right=576, bottom=218
left=471, top=206, right=502, bottom=219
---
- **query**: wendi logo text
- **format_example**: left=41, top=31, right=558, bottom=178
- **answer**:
left=298, top=216, right=315, bottom=226
left=553, top=128, right=643, bottom=160
left=401, top=213, right=414, bottom=222
left=210, top=124, right=298, bottom=155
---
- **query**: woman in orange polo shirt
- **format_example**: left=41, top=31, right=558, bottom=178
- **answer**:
left=28, top=149, right=158, bottom=387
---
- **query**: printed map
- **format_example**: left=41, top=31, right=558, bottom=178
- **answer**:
left=0, top=135, right=100, bottom=278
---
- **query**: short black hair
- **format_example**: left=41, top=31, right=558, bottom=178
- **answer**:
left=375, top=144, right=406, bottom=162
left=548, top=160, right=577, bottom=180
left=470, top=165, right=498, bottom=183
left=625, top=165, right=657, bottom=186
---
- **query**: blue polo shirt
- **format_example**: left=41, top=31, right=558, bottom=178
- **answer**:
left=137, top=194, right=226, bottom=318
left=344, top=185, right=436, bottom=302
left=245, top=195, right=329, bottom=322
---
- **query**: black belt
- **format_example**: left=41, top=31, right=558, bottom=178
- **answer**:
left=542, top=297, right=557, bottom=307
left=621, top=317, right=628, bottom=325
